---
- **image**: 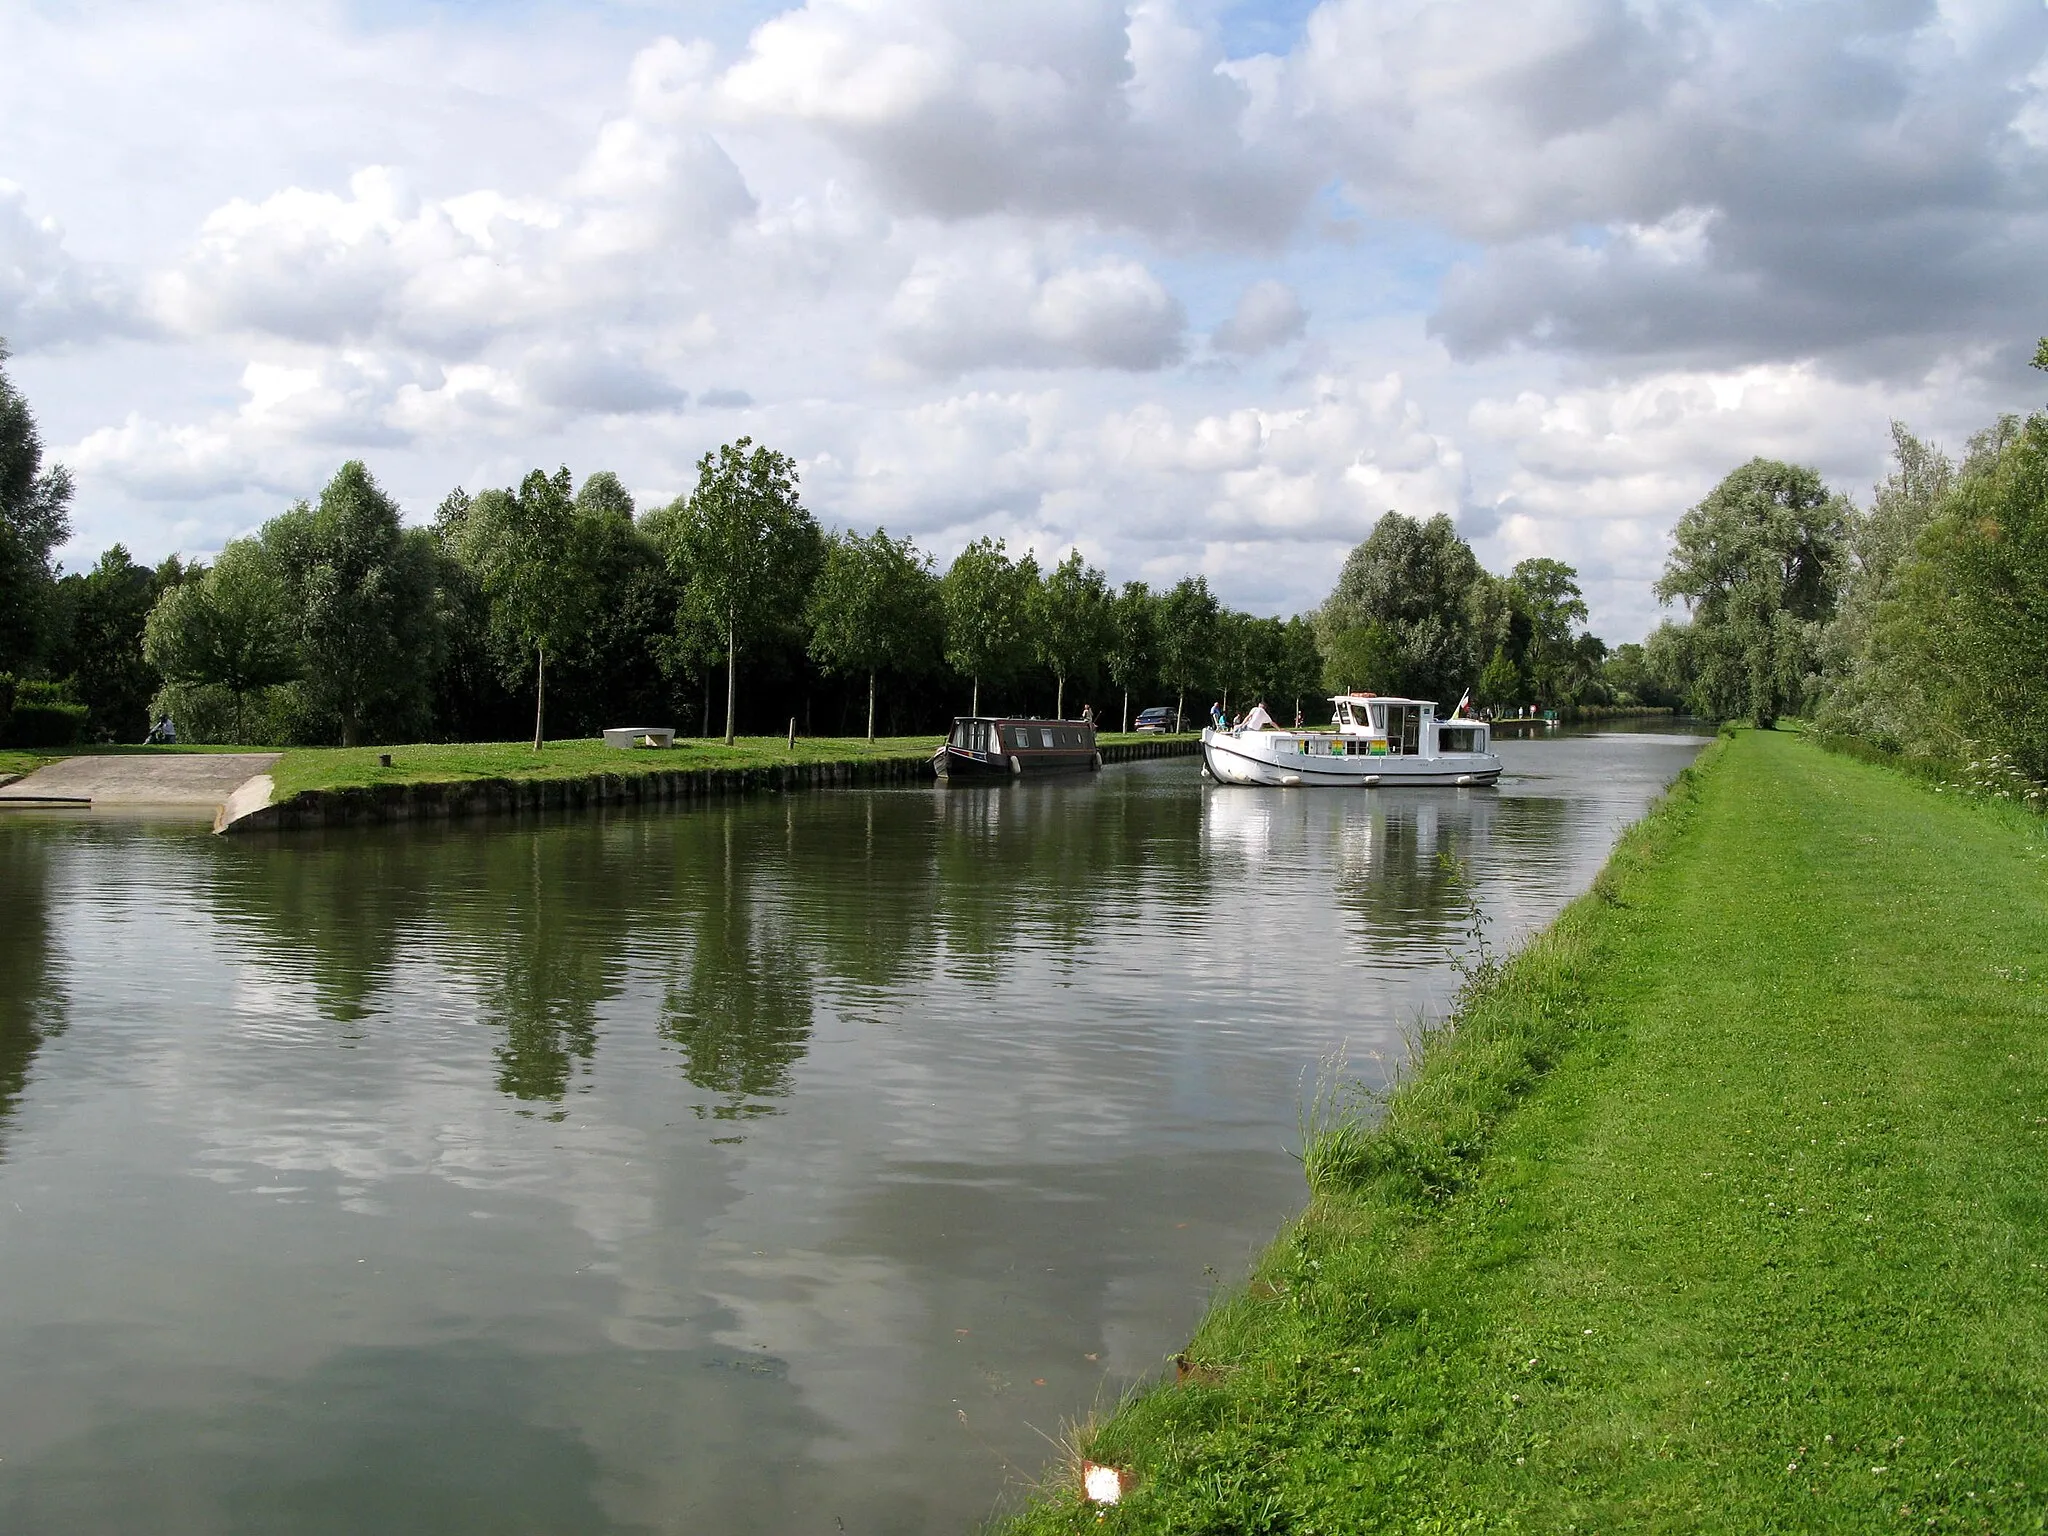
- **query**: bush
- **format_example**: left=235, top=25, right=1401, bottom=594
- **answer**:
left=0, top=689, right=88, bottom=747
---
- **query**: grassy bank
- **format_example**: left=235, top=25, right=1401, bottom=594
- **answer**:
left=263, top=734, right=946, bottom=800
left=265, top=731, right=1190, bottom=800
left=1008, top=728, right=2048, bottom=1533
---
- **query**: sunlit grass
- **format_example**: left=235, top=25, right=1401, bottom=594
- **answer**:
left=266, top=735, right=945, bottom=800
left=1001, top=728, right=2048, bottom=1532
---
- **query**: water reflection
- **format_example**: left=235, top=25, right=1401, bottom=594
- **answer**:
left=0, top=826, right=65, bottom=1154
left=662, top=818, right=816, bottom=1119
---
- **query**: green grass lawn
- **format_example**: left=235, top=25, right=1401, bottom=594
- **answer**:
left=264, top=734, right=947, bottom=800
left=1006, top=728, right=2048, bottom=1534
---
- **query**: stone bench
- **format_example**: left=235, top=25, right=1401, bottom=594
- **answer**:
left=602, top=726, right=676, bottom=749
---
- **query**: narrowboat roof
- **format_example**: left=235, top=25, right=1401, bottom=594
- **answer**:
left=950, top=715, right=1094, bottom=725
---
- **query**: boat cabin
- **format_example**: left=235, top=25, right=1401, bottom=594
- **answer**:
left=938, top=715, right=1099, bottom=777
left=1327, top=693, right=1490, bottom=758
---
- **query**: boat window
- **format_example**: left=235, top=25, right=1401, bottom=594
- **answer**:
left=1040, top=728, right=1054, bottom=748
left=1439, top=726, right=1477, bottom=754
left=1401, top=706, right=1421, bottom=756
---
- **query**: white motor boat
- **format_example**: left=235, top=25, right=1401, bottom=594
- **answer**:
left=1201, top=693, right=1504, bottom=788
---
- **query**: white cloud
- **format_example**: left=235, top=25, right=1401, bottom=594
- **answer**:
left=882, top=244, right=1184, bottom=372
left=1212, top=279, right=1306, bottom=356
left=0, top=182, right=140, bottom=351
left=9, top=0, right=2048, bottom=643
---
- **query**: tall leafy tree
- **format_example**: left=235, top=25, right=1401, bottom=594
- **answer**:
left=941, top=537, right=1037, bottom=717
left=1321, top=621, right=1404, bottom=696
left=549, top=474, right=679, bottom=738
left=662, top=438, right=822, bottom=745
left=1884, top=411, right=2048, bottom=778
left=1104, top=580, right=1154, bottom=731
left=143, top=540, right=300, bottom=737
left=264, top=461, right=444, bottom=746
left=1814, top=423, right=1955, bottom=746
left=1509, top=557, right=1590, bottom=705
left=1476, top=645, right=1522, bottom=711
left=0, top=341, right=73, bottom=675
left=1276, top=616, right=1324, bottom=722
left=1316, top=511, right=1483, bottom=704
left=1154, top=575, right=1219, bottom=729
left=1656, top=458, right=1848, bottom=727
left=54, top=547, right=164, bottom=741
left=1029, top=549, right=1109, bottom=719
left=807, top=527, right=941, bottom=741
left=454, top=466, right=602, bottom=749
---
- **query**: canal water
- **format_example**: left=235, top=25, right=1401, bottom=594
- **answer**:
left=0, top=725, right=1705, bottom=1534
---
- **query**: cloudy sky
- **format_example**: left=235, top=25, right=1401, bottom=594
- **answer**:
left=5, top=0, right=2047, bottom=641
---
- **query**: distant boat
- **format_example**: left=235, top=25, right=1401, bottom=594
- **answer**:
left=935, top=716, right=1100, bottom=778
left=1201, top=693, right=1503, bottom=788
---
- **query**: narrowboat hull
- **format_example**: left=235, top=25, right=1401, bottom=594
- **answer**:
left=935, top=744, right=1099, bottom=777
left=1200, top=729, right=1502, bottom=788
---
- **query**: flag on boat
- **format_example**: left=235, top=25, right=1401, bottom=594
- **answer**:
left=1453, top=688, right=1472, bottom=718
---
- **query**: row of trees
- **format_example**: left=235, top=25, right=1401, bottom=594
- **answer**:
left=4, top=340, right=1651, bottom=750
left=1621, top=339, right=2048, bottom=797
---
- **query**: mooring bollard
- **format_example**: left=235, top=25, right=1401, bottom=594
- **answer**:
left=787, top=717, right=796, bottom=753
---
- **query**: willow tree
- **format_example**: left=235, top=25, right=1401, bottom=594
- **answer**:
left=806, top=527, right=940, bottom=741
left=1656, top=458, right=1848, bottom=727
left=663, top=438, right=821, bottom=745
left=142, top=540, right=300, bottom=739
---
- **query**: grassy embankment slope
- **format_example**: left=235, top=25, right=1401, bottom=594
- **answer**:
left=1009, top=728, right=2048, bottom=1534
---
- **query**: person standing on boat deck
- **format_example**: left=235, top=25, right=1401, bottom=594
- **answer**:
left=1210, top=701, right=1225, bottom=730
left=1081, top=704, right=1094, bottom=727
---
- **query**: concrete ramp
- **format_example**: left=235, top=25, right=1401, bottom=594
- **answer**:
left=0, top=753, right=279, bottom=813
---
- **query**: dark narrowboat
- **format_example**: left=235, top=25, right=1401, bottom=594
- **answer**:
left=935, top=716, right=1100, bottom=778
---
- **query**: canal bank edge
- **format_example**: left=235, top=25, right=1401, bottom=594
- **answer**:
left=1000, top=727, right=2048, bottom=1533
left=215, top=735, right=1201, bottom=833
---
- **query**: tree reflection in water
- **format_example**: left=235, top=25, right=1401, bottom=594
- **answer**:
left=195, top=774, right=1217, bottom=1126
left=661, top=813, right=815, bottom=1123
left=0, top=825, right=65, bottom=1160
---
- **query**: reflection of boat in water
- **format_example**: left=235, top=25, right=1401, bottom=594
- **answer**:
left=934, top=716, right=1100, bottom=778
left=1201, top=694, right=1503, bottom=788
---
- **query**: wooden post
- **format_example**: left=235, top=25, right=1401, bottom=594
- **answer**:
left=787, top=717, right=796, bottom=753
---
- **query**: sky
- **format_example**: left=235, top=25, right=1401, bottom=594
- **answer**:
left=5, top=0, right=2048, bottom=643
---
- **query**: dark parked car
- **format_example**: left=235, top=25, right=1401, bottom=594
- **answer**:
left=1134, top=706, right=1181, bottom=733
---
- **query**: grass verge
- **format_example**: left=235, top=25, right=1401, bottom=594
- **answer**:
left=265, top=735, right=943, bottom=800
left=1004, top=727, right=2048, bottom=1533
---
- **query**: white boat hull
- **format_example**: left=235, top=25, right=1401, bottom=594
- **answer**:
left=1200, top=728, right=1502, bottom=788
